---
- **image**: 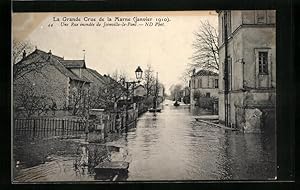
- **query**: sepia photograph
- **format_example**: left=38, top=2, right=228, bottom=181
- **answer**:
left=12, top=10, right=276, bottom=182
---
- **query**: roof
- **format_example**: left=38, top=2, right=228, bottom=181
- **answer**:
left=17, top=49, right=63, bottom=63
left=85, top=68, right=107, bottom=83
left=194, top=70, right=218, bottom=76
left=16, top=49, right=91, bottom=83
left=61, top=60, right=86, bottom=68
left=51, top=58, right=91, bottom=83
left=135, top=84, right=145, bottom=88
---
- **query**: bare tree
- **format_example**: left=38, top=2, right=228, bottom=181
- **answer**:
left=68, top=82, right=90, bottom=116
left=189, top=21, right=219, bottom=71
left=142, top=64, right=155, bottom=98
left=13, top=40, right=48, bottom=81
left=86, top=73, right=128, bottom=112
left=169, top=84, right=183, bottom=101
left=12, top=40, right=34, bottom=65
left=103, top=76, right=126, bottom=110
left=14, top=83, right=52, bottom=118
left=180, top=67, right=193, bottom=87
left=110, top=69, right=128, bottom=83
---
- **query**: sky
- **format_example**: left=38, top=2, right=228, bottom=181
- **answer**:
left=13, top=11, right=218, bottom=94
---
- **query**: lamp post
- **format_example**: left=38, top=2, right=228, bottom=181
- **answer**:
left=124, top=66, right=143, bottom=132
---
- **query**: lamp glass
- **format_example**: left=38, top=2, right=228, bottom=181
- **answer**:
left=135, top=66, right=143, bottom=80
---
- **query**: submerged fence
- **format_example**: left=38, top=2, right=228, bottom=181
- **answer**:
left=14, top=107, right=142, bottom=140
left=13, top=118, right=86, bottom=139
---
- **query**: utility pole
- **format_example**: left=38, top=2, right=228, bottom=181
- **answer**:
left=125, top=82, right=129, bottom=132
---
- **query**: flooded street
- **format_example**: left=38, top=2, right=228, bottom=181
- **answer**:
left=121, top=99, right=276, bottom=180
left=13, top=99, right=276, bottom=182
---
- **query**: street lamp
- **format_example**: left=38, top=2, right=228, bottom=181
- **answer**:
left=135, top=66, right=143, bottom=81
left=124, top=66, right=143, bottom=132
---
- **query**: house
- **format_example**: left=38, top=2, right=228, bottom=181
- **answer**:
left=218, top=10, right=276, bottom=132
left=190, top=69, right=219, bottom=107
left=13, top=48, right=91, bottom=117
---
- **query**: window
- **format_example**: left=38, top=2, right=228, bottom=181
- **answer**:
left=199, top=78, right=202, bottom=88
left=215, top=79, right=219, bottom=88
left=206, top=93, right=210, bottom=98
left=193, top=79, right=196, bottom=88
left=258, top=52, right=268, bottom=74
left=255, top=48, right=272, bottom=88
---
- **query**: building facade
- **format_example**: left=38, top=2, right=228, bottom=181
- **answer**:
left=190, top=69, right=219, bottom=106
left=218, top=10, right=276, bottom=132
left=13, top=49, right=91, bottom=117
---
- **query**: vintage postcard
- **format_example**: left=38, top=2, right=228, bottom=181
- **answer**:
left=12, top=10, right=276, bottom=182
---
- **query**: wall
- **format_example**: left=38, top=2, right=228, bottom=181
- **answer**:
left=231, top=11, right=242, bottom=33
left=242, top=10, right=276, bottom=25
left=242, top=27, right=276, bottom=88
left=218, top=10, right=276, bottom=132
left=218, top=28, right=244, bottom=92
left=14, top=63, right=70, bottom=111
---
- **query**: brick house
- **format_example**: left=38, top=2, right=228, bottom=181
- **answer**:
left=13, top=48, right=91, bottom=117
left=218, top=10, right=276, bottom=132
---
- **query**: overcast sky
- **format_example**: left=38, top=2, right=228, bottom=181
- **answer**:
left=13, top=11, right=218, bottom=94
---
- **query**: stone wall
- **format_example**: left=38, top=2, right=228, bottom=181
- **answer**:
left=220, top=90, right=275, bottom=132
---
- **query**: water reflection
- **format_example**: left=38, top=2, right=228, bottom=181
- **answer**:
left=14, top=100, right=276, bottom=181
left=122, top=100, right=276, bottom=180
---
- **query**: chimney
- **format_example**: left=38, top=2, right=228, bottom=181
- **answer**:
left=47, top=50, right=52, bottom=60
left=22, top=50, right=26, bottom=59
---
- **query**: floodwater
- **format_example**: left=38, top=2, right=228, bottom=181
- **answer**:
left=13, top=99, right=276, bottom=182
left=120, top=99, right=276, bottom=180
